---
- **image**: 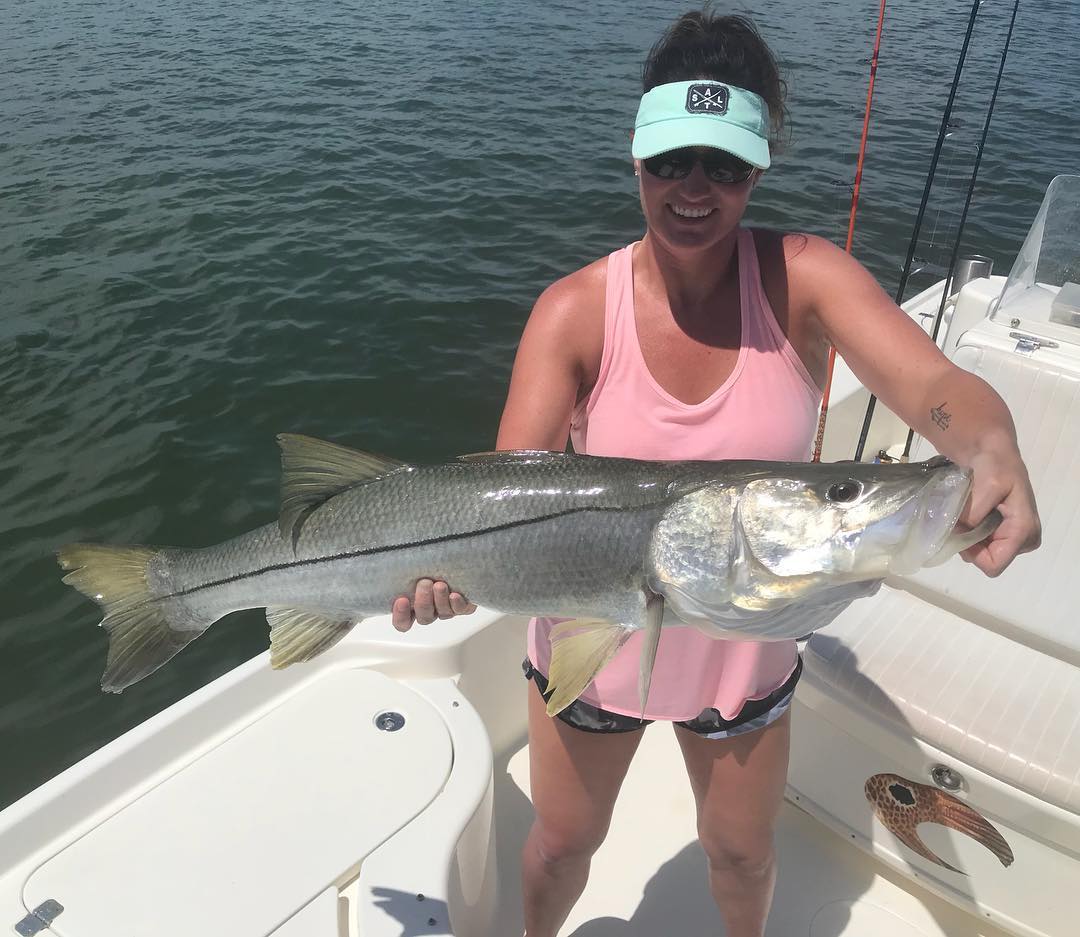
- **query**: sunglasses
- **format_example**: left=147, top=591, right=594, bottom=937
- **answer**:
left=642, top=148, right=756, bottom=184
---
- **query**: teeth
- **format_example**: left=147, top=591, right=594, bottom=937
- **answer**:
left=670, top=204, right=715, bottom=219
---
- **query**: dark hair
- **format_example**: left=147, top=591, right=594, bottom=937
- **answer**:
left=642, top=9, right=788, bottom=151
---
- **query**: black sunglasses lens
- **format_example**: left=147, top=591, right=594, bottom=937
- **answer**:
left=703, top=152, right=754, bottom=183
left=643, top=151, right=694, bottom=179
left=643, top=149, right=754, bottom=183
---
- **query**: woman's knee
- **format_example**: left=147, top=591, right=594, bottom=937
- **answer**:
left=697, top=825, right=776, bottom=878
left=528, top=815, right=610, bottom=868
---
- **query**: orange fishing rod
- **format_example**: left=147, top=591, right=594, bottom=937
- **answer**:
left=811, top=0, right=888, bottom=462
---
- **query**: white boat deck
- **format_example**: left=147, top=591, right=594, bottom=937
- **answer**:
left=0, top=613, right=1028, bottom=937
left=487, top=727, right=1011, bottom=937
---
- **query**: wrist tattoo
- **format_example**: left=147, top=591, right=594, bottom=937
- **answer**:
left=930, top=401, right=952, bottom=431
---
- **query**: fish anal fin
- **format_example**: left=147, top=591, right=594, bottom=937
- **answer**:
left=276, top=434, right=407, bottom=544
left=545, top=619, right=633, bottom=717
left=267, top=606, right=360, bottom=668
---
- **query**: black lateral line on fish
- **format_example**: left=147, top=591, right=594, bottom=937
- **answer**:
left=162, top=502, right=652, bottom=602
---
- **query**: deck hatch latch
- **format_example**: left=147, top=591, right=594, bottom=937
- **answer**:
left=14, top=899, right=64, bottom=936
left=1009, top=331, right=1059, bottom=356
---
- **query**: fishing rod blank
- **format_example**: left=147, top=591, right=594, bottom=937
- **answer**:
left=901, top=0, right=1022, bottom=460
left=812, top=0, right=888, bottom=463
left=853, top=0, right=983, bottom=463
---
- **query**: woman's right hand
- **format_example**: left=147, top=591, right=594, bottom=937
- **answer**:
left=391, top=579, right=477, bottom=632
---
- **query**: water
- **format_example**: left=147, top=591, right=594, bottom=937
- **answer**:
left=1, top=0, right=1076, bottom=809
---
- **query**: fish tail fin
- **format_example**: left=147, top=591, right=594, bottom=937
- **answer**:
left=545, top=619, right=634, bottom=717
left=58, top=543, right=211, bottom=693
left=637, top=593, right=665, bottom=719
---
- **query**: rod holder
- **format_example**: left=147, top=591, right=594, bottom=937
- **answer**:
left=949, top=254, right=993, bottom=298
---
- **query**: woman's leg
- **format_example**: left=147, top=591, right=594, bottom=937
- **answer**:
left=521, top=681, right=645, bottom=937
left=674, top=709, right=792, bottom=937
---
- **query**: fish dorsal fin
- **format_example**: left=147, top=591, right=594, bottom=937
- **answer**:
left=277, top=434, right=407, bottom=543
left=456, top=449, right=570, bottom=463
left=266, top=605, right=361, bottom=668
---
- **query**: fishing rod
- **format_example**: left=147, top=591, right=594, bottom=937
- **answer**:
left=852, top=0, right=983, bottom=463
left=811, top=0, right=888, bottom=463
left=898, top=0, right=1021, bottom=459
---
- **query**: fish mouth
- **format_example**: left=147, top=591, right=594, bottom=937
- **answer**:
left=889, top=462, right=973, bottom=575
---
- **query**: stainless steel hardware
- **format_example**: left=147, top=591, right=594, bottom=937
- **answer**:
left=1010, top=331, right=1059, bottom=356
left=14, top=900, right=63, bottom=936
left=375, top=711, right=406, bottom=731
left=930, top=764, right=964, bottom=792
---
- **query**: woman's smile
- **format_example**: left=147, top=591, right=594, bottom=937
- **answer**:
left=667, top=202, right=717, bottom=220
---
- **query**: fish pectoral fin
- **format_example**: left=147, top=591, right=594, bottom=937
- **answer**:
left=637, top=592, right=664, bottom=719
left=267, top=606, right=361, bottom=669
left=545, top=619, right=634, bottom=717
left=276, top=434, right=408, bottom=545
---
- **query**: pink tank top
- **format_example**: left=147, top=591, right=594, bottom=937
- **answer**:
left=527, top=228, right=822, bottom=720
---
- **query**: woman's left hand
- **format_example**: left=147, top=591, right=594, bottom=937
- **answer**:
left=957, top=443, right=1041, bottom=577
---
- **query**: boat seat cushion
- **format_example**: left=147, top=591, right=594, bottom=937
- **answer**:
left=908, top=334, right=1080, bottom=658
left=805, top=587, right=1080, bottom=815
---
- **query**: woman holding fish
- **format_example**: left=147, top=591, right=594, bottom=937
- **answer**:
left=395, top=10, right=1037, bottom=937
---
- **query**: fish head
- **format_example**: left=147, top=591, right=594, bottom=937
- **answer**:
left=649, top=456, right=993, bottom=635
left=734, top=456, right=973, bottom=593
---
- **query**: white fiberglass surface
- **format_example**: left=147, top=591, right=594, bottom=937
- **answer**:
left=487, top=725, right=1010, bottom=937
left=22, top=670, right=452, bottom=937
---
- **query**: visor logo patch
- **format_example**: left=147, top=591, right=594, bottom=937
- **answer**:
left=686, top=84, right=729, bottom=115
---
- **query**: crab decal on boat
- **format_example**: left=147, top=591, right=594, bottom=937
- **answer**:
left=865, top=773, right=1014, bottom=873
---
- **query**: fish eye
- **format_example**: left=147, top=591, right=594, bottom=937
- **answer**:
left=825, top=480, right=863, bottom=503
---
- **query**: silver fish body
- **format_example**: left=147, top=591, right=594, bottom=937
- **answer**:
left=58, top=436, right=997, bottom=712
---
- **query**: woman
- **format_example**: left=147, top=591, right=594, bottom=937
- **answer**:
left=392, top=11, right=1040, bottom=937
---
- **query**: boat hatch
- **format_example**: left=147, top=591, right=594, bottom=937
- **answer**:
left=20, top=669, right=452, bottom=937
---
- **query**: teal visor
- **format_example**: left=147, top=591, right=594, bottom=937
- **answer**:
left=632, top=80, right=771, bottom=170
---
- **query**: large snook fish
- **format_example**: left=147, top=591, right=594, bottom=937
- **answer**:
left=58, top=435, right=998, bottom=715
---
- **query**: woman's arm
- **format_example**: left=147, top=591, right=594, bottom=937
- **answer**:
left=790, top=234, right=1041, bottom=576
left=391, top=266, right=604, bottom=630
left=496, top=270, right=602, bottom=450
